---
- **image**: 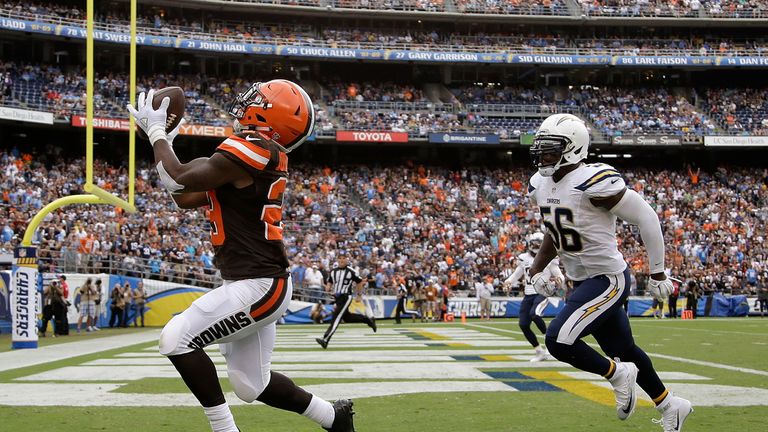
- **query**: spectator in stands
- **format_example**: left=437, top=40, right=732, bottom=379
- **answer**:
left=93, top=279, right=103, bottom=330
left=39, top=280, right=57, bottom=337
left=121, top=282, right=133, bottom=327
left=132, top=281, right=147, bottom=327
left=109, top=283, right=125, bottom=328
left=76, top=278, right=96, bottom=333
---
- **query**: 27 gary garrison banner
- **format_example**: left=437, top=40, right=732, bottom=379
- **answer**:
left=11, top=247, right=38, bottom=349
left=429, top=133, right=500, bottom=144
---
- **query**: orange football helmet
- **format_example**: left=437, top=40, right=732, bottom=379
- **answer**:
left=228, top=79, right=315, bottom=153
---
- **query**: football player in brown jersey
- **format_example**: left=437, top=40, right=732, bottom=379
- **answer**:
left=128, top=82, right=355, bottom=432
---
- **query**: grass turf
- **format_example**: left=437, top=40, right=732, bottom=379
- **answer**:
left=1, top=318, right=766, bottom=431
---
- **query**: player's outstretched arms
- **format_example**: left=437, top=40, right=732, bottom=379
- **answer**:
left=155, top=152, right=250, bottom=194
left=171, top=192, right=208, bottom=209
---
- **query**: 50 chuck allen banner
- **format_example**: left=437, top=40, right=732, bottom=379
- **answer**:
left=11, top=246, right=38, bottom=349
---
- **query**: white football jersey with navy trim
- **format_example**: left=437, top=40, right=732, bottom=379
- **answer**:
left=527, top=163, right=627, bottom=281
left=507, top=252, right=564, bottom=295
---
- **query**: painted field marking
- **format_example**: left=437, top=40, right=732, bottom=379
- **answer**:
left=645, top=352, right=768, bottom=377
left=630, top=322, right=768, bottom=337
left=464, top=323, right=525, bottom=336
left=0, top=330, right=160, bottom=372
left=523, top=371, right=653, bottom=408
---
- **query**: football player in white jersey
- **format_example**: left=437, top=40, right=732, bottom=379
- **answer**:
left=504, top=232, right=564, bottom=361
left=526, top=114, right=692, bottom=431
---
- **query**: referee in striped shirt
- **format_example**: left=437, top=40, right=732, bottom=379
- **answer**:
left=316, top=253, right=377, bottom=349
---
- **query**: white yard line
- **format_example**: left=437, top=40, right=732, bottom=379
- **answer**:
left=644, top=352, right=768, bottom=377
left=464, top=322, right=525, bottom=336
left=630, top=322, right=768, bottom=337
left=0, top=330, right=161, bottom=372
left=468, top=322, right=768, bottom=377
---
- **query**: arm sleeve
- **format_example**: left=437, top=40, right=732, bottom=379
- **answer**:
left=505, top=264, right=524, bottom=286
left=350, top=268, right=363, bottom=283
left=610, top=188, right=666, bottom=274
left=546, top=260, right=564, bottom=281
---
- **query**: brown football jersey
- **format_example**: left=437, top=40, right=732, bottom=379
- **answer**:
left=207, top=133, right=289, bottom=280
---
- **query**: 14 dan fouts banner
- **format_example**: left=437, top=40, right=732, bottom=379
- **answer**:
left=335, top=130, right=409, bottom=143
left=71, top=116, right=232, bottom=137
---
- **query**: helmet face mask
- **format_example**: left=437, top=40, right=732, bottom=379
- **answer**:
left=530, top=135, right=569, bottom=177
left=530, top=114, right=590, bottom=176
left=228, top=83, right=269, bottom=121
left=527, top=232, right=545, bottom=255
left=228, top=80, right=315, bottom=153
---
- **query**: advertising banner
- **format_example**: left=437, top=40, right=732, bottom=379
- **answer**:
left=71, top=115, right=129, bottom=131
left=612, top=135, right=682, bottom=145
left=612, top=56, right=715, bottom=67
left=3, top=19, right=768, bottom=68
left=508, top=54, right=611, bottom=66
left=704, top=136, right=768, bottom=147
left=71, top=116, right=232, bottom=137
left=0, top=271, right=9, bottom=321
left=428, top=133, right=500, bottom=144
left=11, top=247, right=38, bottom=349
left=336, top=130, right=409, bottom=143
left=0, top=106, right=54, bottom=125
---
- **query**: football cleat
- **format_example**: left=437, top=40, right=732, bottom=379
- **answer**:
left=324, top=399, right=355, bottom=432
left=653, top=394, right=693, bottom=432
left=316, top=337, right=328, bottom=349
left=608, top=360, right=639, bottom=421
left=530, top=345, right=549, bottom=362
left=369, top=318, right=377, bottom=333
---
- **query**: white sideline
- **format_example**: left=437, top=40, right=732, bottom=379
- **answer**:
left=0, top=330, right=161, bottom=372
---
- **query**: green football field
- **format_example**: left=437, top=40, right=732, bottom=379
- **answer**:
left=0, top=318, right=766, bottom=431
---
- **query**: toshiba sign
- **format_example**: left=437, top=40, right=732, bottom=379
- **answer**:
left=336, top=130, right=409, bottom=143
left=71, top=116, right=232, bottom=137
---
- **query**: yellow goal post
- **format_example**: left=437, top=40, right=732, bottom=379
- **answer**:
left=21, top=0, right=138, bottom=246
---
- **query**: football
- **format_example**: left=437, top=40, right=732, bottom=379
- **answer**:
left=135, top=86, right=186, bottom=141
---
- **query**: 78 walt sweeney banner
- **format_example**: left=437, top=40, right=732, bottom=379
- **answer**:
left=2, top=18, right=768, bottom=68
left=11, top=247, right=38, bottom=349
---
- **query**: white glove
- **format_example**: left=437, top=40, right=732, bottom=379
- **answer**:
left=127, top=89, right=170, bottom=146
left=531, top=272, right=557, bottom=297
left=648, top=277, right=674, bottom=302
left=166, top=118, right=186, bottom=146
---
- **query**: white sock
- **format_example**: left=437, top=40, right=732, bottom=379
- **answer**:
left=203, top=403, right=238, bottom=432
left=302, top=395, right=335, bottom=428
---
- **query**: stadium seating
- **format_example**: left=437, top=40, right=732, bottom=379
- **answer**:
left=2, top=146, right=765, bottom=296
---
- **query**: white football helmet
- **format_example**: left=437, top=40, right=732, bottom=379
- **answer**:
left=527, top=232, right=545, bottom=255
left=530, top=113, right=590, bottom=177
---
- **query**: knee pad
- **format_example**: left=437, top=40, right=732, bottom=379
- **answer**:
left=228, top=367, right=271, bottom=403
left=159, top=314, right=192, bottom=356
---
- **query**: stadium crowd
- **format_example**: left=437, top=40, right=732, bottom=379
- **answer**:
left=2, top=145, right=766, bottom=298
left=3, top=0, right=768, bottom=56
left=704, top=88, right=768, bottom=135
left=4, top=61, right=766, bottom=138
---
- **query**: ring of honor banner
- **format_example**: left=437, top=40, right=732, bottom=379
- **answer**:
left=11, top=247, right=38, bottom=349
left=2, top=18, right=768, bottom=68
